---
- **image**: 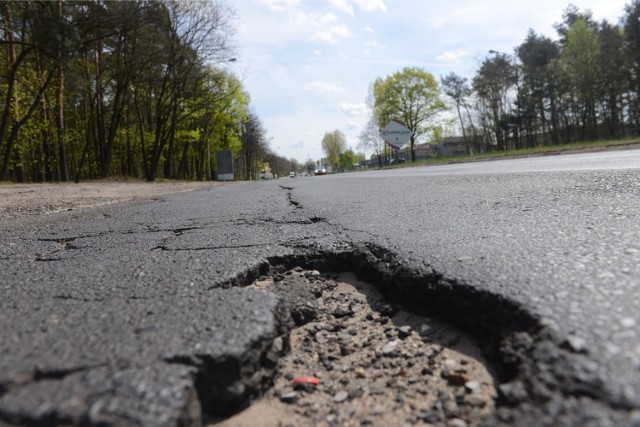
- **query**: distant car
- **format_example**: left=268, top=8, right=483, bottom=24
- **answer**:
left=261, top=173, right=274, bottom=179
left=314, top=166, right=327, bottom=175
left=390, top=158, right=406, bottom=165
left=289, top=172, right=296, bottom=178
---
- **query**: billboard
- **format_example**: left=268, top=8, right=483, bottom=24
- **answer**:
left=216, top=150, right=234, bottom=181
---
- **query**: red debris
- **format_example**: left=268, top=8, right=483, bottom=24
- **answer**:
left=293, top=376, right=321, bottom=385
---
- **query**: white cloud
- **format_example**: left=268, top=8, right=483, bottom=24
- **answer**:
left=290, top=139, right=305, bottom=149
left=309, top=24, right=352, bottom=44
left=304, top=81, right=345, bottom=94
left=320, top=13, right=338, bottom=25
left=353, top=0, right=387, bottom=13
left=363, top=38, right=385, bottom=56
left=339, top=102, right=368, bottom=117
left=329, top=0, right=355, bottom=15
left=344, top=121, right=360, bottom=130
left=270, top=66, right=293, bottom=87
left=313, top=49, right=322, bottom=56
left=364, top=39, right=380, bottom=48
left=435, top=51, right=469, bottom=63
left=260, top=0, right=301, bottom=13
left=365, top=26, right=374, bottom=33
left=330, top=0, right=387, bottom=15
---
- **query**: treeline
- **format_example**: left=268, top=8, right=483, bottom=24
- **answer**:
left=442, top=3, right=640, bottom=153
left=0, top=0, right=277, bottom=183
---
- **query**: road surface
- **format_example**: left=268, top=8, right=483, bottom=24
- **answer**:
left=1, top=150, right=639, bottom=426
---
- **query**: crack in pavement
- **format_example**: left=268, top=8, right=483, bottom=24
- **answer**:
left=279, top=185, right=303, bottom=211
left=230, top=217, right=327, bottom=226
left=151, top=243, right=274, bottom=252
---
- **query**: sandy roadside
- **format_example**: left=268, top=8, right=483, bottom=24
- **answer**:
left=0, top=180, right=220, bottom=220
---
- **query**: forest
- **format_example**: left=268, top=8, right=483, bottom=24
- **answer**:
left=0, top=0, right=295, bottom=183
left=2, top=2, right=640, bottom=182
left=440, top=3, right=640, bottom=154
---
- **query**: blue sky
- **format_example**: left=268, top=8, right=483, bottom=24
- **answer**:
left=231, top=0, right=629, bottom=162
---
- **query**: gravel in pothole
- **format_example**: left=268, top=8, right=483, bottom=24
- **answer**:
left=213, top=268, right=496, bottom=427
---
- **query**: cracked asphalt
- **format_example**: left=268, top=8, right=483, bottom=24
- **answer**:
left=1, top=149, right=640, bottom=426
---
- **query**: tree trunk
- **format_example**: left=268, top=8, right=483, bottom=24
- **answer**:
left=1, top=69, right=56, bottom=180
left=56, top=0, right=69, bottom=181
left=410, top=138, right=416, bottom=162
left=2, top=4, right=24, bottom=182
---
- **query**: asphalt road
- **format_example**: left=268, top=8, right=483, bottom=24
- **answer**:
left=1, top=150, right=639, bottom=426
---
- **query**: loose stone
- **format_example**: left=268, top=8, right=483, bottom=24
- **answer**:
left=334, top=390, right=349, bottom=403
left=464, top=380, right=481, bottom=392
left=398, top=325, right=412, bottom=338
left=382, top=340, right=400, bottom=356
left=279, top=391, right=297, bottom=404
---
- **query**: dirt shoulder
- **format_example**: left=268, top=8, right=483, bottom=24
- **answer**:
left=0, top=180, right=220, bottom=221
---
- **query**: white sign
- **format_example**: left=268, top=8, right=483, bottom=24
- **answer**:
left=381, top=119, right=412, bottom=150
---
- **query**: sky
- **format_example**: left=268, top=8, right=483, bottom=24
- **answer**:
left=231, top=0, right=630, bottom=163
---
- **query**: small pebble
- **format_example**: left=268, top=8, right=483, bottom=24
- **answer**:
left=334, top=390, right=349, bottom=403
left=382, top=340, right=400, bottom=355
left=279, top=391, right=297, bottom=404
left=464, top=380, right=480, bottom=392
left=449, top=418, right=468, bottom=427
left=398, top=325, right=412, bottom=338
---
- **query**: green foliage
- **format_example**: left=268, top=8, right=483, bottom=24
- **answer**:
left=339, top=149, right=363, bottom=171
left=0, top=0, right=257, bottom=182
left=559, top=17, right=601, bottom=96
left=321, top=130, right=347, bottom=171
left=373, top=67, right=448, bottom=161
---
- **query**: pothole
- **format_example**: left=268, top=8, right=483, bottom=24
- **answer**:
left=211, top=268, right=497, bottom=427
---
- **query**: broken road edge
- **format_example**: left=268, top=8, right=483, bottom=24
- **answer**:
left=212, top=242, right=635, bottom=426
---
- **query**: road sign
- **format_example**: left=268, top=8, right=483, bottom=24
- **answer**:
left=381, top=118, right=412, bottom=150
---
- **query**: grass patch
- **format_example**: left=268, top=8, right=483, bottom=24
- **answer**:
left=385, top=137, right=640, bottom=169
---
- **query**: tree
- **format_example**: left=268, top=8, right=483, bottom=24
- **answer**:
left=144, top=1, right=234, bottom=181
left=473, top=53, right=517, bottom=151
left=598, top=21, right=628, bottom=138
left=0, top=0, right=247, bottom=183
left=239, top=111, right=268, bottom=180
left=357, top=116, right=385, bottom=168
left=517, top=30, right=560, bottom=146
left=339, top=148, right=362, bottom=172
left=556, top=16, right=602, bottom=140
left=441, top=72, right=479, bottom=152
left=373, top=67, right=448, bottom=161
left=554, top=4, right=597, bottom=44
left=624, top=0, right=640, bottom=129
left=321, top=129, right=346, bottom=171
left=358, top=82, right=385, bottom=166
left=0, top=1, right=75, bottom=180
left=289, top=157, right=300, bottom=173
